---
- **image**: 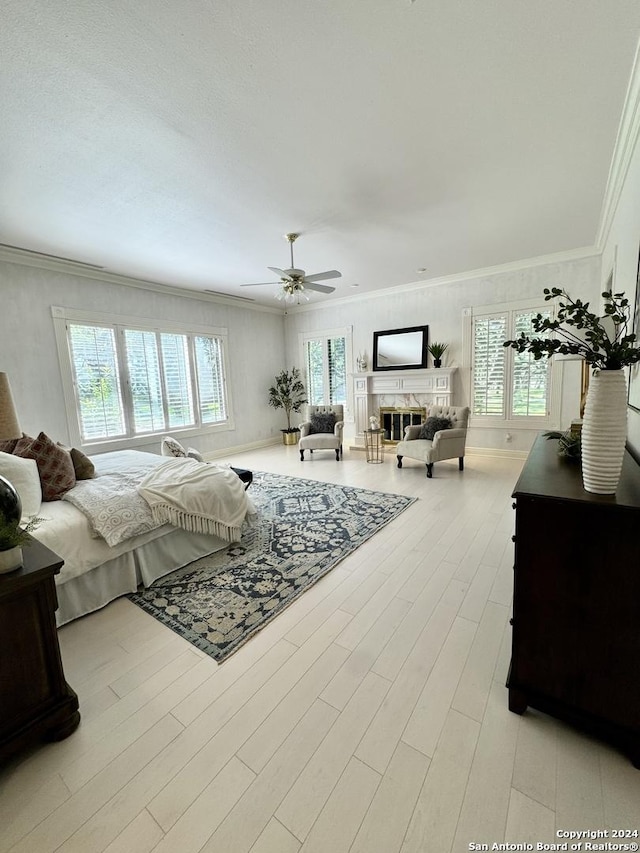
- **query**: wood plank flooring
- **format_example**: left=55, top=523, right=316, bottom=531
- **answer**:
left=2, top=446, right=639, bottom=852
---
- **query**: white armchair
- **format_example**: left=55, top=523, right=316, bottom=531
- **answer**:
left=395, top=405, right=469, bottom=478
left=299, top=405, right=344, bottom=461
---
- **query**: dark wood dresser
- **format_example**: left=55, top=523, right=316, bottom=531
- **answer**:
left=0, top=537, right=80, bottom=764
left=508, top=434, right=640, bottom=767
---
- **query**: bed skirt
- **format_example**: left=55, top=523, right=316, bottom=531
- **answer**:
left=55, top=527, right=228, bottom=626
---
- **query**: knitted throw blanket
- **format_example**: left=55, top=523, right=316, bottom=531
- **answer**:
left=138, top=458, right=251, bottom=543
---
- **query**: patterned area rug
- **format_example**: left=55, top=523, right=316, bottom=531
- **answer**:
left=129, top=471, right=415, bottom=662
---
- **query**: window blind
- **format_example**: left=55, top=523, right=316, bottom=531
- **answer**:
left=68, top=324, right=126, bottom=440
left=473, top=315, right=507, bottom=416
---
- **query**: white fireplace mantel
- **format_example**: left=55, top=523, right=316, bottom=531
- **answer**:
left=353, top=367, right=457, bottom=440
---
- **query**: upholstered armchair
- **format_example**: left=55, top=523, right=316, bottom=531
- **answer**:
left=395, top=405, right=470, bottom=478
left=299, top=405, right=344, bottom=461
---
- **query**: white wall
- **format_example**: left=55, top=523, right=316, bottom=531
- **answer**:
left=0, top=259, right=286, bottom=455
left=284, top=253, right=601, bottom=454
left=600, top=120, right=640, bottom=461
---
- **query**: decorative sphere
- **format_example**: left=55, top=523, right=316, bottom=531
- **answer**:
left=0, top=475, right=21, bottom=529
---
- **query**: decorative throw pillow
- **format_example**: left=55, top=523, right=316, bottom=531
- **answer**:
left=419, top=416, right=452, bottom=441
left=0, top=451, right=42, bottom=519
left=13, top=432, right=76, bottom=501
left=70, top=447, right=96, bottom=479
left=0, top=438, right=19, bottom=454
left=161, top=435, right=187, bottom=457
left=57, top=442, right=96, bottom=480
left=187, top=447, right=204, bottom=462
left=309, top=412, right=337, bottom=434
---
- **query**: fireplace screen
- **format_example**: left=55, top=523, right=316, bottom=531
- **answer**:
left=379, top=407, right=426, bottom=443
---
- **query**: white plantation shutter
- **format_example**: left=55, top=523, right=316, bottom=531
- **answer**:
left=304, top=335, right=347, bottom=407
left=68, top=323, right=125, bottom=440
left=123, top=329, right=164, bottom=433
left=472, top=306, right=553, bottom=423
left=473, top=314, right=507, bottom=416
left=511, top=310, right=551, bottom=417
left=160, top=333, right=195, bottom=428
left=64, top=317, right=230, bottom=443
left=194, top=335, right=227, bottom=423
left=306, top=339, right=325, bottom=405
left=328, top=337, right=346, bottom=404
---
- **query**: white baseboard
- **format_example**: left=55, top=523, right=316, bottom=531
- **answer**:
left=466, top=446, right=529, bottom=460
left=203, top=436, right=281, bottom=461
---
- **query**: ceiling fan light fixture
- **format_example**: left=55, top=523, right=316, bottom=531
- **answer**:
left=275, top=282, right=309, bottom=305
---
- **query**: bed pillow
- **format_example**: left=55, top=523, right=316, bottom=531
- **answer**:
left=13, top=432, right=76, bottom=501
left=187, top=447, right=204, bottom=462
left=419, top=416, right=452, bottom=441
left=161, top=435, right=187, bottom=457
left=309, top=412, right=337, bottom=434
left=0, top=451, right=42, bottom=519
left=0, top=438, right=19, bottom=454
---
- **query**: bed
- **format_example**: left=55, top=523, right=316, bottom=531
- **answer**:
left=30, top=450, right=248, bottom=626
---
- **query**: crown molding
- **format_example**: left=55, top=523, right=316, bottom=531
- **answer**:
left=0, top=244, right=283, bottom=315
left=596, top=39, right=640, bottom=250
left=286, top=244, right=600, bottom=313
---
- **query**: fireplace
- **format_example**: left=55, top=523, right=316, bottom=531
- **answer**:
left=379, top=407, right=425, bottom=444
left=352, top=367, right=456, bottom=448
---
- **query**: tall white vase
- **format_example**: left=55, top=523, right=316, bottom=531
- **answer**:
left=581, top=369, right=627, bottom=494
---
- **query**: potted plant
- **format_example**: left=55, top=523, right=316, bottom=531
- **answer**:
left=0, top=512, right=43, bottom=573
left=428, top=342, right=448, bottom=368
left=504, top=287, right=640, bottom=494
left=268, top=367, right=308, bottom=445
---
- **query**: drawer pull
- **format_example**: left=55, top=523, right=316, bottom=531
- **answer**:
left=512, top=502, right=517, bottom=510
left=511, top=535, right=516, bottom=543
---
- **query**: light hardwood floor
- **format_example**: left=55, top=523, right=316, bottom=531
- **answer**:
left=1, top=445, right=639, bottom=852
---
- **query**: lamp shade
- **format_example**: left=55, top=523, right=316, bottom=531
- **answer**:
left=0, top=373, right=21, bottom=440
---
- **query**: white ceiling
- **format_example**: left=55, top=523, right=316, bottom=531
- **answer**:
left=2, top=1, right=640, bottom=307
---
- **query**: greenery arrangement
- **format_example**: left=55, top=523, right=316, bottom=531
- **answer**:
left=428, top=342, right=448, bottom=359
left=268, top=367, right=307, bottom=432
left=543, top=430, right=582, bottom=462
left=503, top=288, right=640, bottom=370
left=0, top=515, right=44, bottom=551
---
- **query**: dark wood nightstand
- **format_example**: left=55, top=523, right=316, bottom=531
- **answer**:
left=0, top=537, right=80, bottom=764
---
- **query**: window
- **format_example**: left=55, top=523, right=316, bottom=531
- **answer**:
left=471, top=304, right=555, bottom=424
left=304, top=334, right=347, bottom=406
left=57, top=309, right=230, bottom=446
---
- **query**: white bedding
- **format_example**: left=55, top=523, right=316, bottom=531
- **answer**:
left=29, top=449, right=246, bottom=623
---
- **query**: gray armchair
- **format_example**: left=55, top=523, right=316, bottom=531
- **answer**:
left=396, top=405, right=469, bottom=478
left=299, top=405, right=344, bottom=461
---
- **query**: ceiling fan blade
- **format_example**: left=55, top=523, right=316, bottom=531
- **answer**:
left=239, top=281, right=280, bottom=287
left=268, top=266, right=292, bottom=280
left=304, top=282, right=336, bottom=294
left=303, top=270, right=342, bottom=283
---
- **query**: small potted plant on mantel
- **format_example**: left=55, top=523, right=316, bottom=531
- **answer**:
left=268, top=367, right=308, bottom=445
left=503, top=287, right=640, bottom=495
left=428, top=342, right=448, bottom=368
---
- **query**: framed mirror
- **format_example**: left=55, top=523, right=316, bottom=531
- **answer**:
left=372, top=325, right=429, bottom=371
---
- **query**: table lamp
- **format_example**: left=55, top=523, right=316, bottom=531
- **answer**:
left=0, top=372, right=23, bottom=526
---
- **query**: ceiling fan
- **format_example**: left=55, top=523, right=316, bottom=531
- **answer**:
left=241, top=233, right=341, bottom=302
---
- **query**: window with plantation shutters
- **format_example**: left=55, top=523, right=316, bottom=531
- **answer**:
left=303, top=333, right=348, bottom=407
left=63, top=317, right=230, bottom=445
left=473, top=314, right=507, bottom=416
left=194, top=335, right=227, bottom=424
left=511, top=310, right=551, bottom=417
left=471, top=304, right=553, bottom=425
left=68, top=324, right=126, bottom=441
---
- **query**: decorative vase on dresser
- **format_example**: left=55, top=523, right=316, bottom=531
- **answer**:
left=581, top=368, right=628, bottom=494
